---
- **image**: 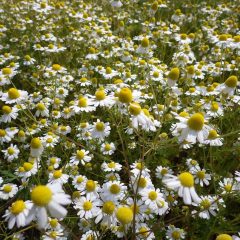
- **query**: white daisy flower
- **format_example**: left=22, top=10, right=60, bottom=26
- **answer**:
left=27, top=183, right=71, bottom=229
left=3, top=200, right=33, bottom=229
left=0, top=183, right=18, bottom=200
left=74, top=194, right=101, bottom=219
left=163, top=172, right=200, bottom=205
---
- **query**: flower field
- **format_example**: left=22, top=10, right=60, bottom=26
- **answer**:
left=0, top=0, right=239, bottom=239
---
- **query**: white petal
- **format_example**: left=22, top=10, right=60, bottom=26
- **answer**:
left=183, top=187, right=191, bottom=205
left=190, top=187, right=200, bottom=204
left=37, top=207, right=48, bottom=229
left=48, top=201, right=67, bottom=219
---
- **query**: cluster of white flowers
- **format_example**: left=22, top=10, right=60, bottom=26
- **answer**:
left=0, top=0, right=239, bottom=239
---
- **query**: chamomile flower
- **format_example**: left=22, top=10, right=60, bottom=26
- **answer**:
left=141, top=188, right=164, bottom=210
left=70, top=149, right=92, bottom=166
left=100, top=181, right=127, bottom=202
left=163, top=172, right=200, bottom=205
left=27, top=184, right=71, bottom=229
left=90, top=120, right=111, bottom=140
left=0, top=88, right=28, bottom=104
left=0, top=105, right=19, bottom=123
left=0, top=184, right=18, bottom=200
left=3, top=200, right=33, bottom=229
left=2, top=144, right=20, bottom=162
left=100, top=142, right=116, bottom=155
left=192, top=195, right=221, bottom=219
left=190, top=166, right=211, bottom=186
left=172, top=113, right=211, bottom=144
left=166, top=225, right=186, bottom=240
left=48, top=169, right=69, bottom=185
left=30, top=137, right=44, bottom=157
left=101, top=161, right=122, bottom=172
left=74, top=194, right=101, bottom=219
left=219, top=178, right=238, bottom=194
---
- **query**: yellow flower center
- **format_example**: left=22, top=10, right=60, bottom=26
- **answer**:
left=31, top=185, right=52, bottom=206
left=95, top=122, right=105, bottom=131
left=141, top=37, right=149, bottom=47
left=49, top=219, right=58, bottom=228
left=2, top=67, right=12, bottom=75
left=78, top=97, right=88, bottom=107
left=148, top=191, right=157, bottom=200
left=3, top=185, right=12, bottom=193
left=218, top=34, right=227, bottom=41
left=187, top=113, right=204, bottom=131
left=208, top=130, right=218, bottom=139
left=7, top=147, right=15, bottom=155
left=129, top=102, right=141, bottom=115
left=36, top=103, right=45, bottom=111
left=216, top=234, right=232, bottom=240
left=153, top=71, right=159, bottom=78
left=118, top=88, right=133, bottom=103
left=189, top=87, right=196, bottom=93
left=83, top=201, right=92, bottom=211
left=8, top=88, right=20, bottom=99
left=107, top=162, right=115, bottom=168
left=172, top=231, right=181, bottom=239
left=224, top=184, right=232, bottom=192
left=31, top=138, right=42, bottom=148
left=168, top=68, right=180, bottom=80
left=138, top=177, right=147, bottom=188
left=187, top=65, right=195, bottom=74
left=18, top=130, right=25, bottom=138
left=136, top=162, right=144, bottom=170
left=76, top=150, right=85, bottom=160
left=139, top=227, right=148, bottom=237
left=161, top=168, right=168, bottom=175
left=179, top=172, right=194, bottom=187
left=105, top=144, right=112, bottom=151
left=211, top=102, right=219, bottom=111
left=102, top=201, right=115, bottom=214
left=53, top=170, right=62, bottom=179
left=77, top=176, right=84, bottom=183
left=2, top=105, right=12, bottom=114
left=85, top=180, right=96, bottom=192
left=10, top=200, right=26, bottom=215
left=95, top=90, right=106, bottom=100
left=106, top=67, right=112, bottom=74
left=116, top=207, right=133, bottom=224
left=52, top=64, right=62, bottom=71
left=23, top=162, right=34, bottom=171
left=200, top=199, right=211, bottom=210
left=0, top=129, right=6, bottom=137
left=196, top=170, right=205, bottom=179
left=180, top=33, right=187, bottom=40
left=225, top=75, right=238, bottom=88
left=110, top=184, right=120, bottom=194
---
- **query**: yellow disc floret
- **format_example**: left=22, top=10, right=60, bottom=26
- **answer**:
left=83, top=201, right=92, bottom=211
left=178, top=172, right=194, bottom=187
left=225, top=75, right=238, bottom=88
left=129, top=102, right=141, bottom=115
left=10, top=200, right=26, bottom=215
left=8, top=88, right=20, bottom=99
left=95, top=90, right=106, bottom=100
left=116, top=207, right=133, bottom=224
left=110, top=184, right=120, bottom=194
left=102, top=201, right=115, bottom=215
left=187, top=113, right=204, bottom=131
left=118, top=88, right=133, bottom=103
left=216, top=234, right=232, bottom=240
left=31, top=138, right=42, bottom=149
left=31, top=185, right=52, bottom=206
left=168, top=68, right=180, bottom=81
